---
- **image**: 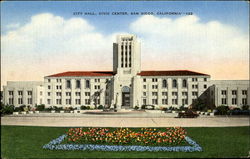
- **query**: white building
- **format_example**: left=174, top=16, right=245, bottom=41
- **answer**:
left=2, top=34, right=250, bottom=109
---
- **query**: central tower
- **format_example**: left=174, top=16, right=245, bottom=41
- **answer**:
left=112, top=34, right=141, bottom=109
left=113, top=34, right=141, bottom=76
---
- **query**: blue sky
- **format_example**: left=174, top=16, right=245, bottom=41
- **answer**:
left=1, top=1, right=249, bottom=34
left=1, top=1, right=249, bottom=87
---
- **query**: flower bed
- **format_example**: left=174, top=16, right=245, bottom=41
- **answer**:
left=43, top=127, right=202, bottom=152
left=65, top=127, right=187, bottom=146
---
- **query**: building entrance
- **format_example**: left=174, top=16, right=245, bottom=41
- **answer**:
left=122, top=92, right=130, bottom=106
left=121, top=86, right=131, bottom=108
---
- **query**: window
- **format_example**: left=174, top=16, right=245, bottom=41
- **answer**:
left=204, top=85, right=207, bottom=89
left=242, top=98, right=247, bottom=105
left=162, top=92, right=167, bottom=96
left=152, top=85, right=158, bottom=89
left=172, top=99, right=178, bottom=105
left=143, top=92, right=146, bottom=96
left=182, top=79, right=187, bottom=88
left=48, top=79, right=51, bottom=83
left=232, top=90, right=237, bottom=95
left=182, top=92, right=188, bottom=96
left=48, top=85, right=51, bottom=89
left=192, top=78, right=198, bottom=82
left=85, top=92, right=90, bottom=96
left=143, top=99, right=147, bottom=105
left=182, top=99, right=188, bottom=105
left=95, top=85, right=101, bottom=90
left=152, top=99, right=158, bottom=105
left=85, top=99, right=90, bottom=105
left=18, top=91, right=23, bottom=95
left=221, top=90, right=227, bottom=95
left=47, top=99, right=51, bottom=104
left=75, top=99, right=81, bottom=105
left=66, top=80, right=71, bottom=89
left=28, top=91, right=32, bottom=95
left=27, top=98, right=32, bottom=104
left=192, top=84, right=198, bottom=89
left=162, top=99, right=168, bottom=105
left=95, top=79, right=100, bottom=83
left=85, top=80, right=90, bottom=89
left=76, top=80, right=81, bottom=89
left=94, top=98, right=100, bottom=105
left=143, top=85, right=146, bottom=89
left=48, top=92, right=51, bottom=96
left=152, top=92, right=158, bottom=96
left=232, top=98, right=237, bottom=105
left=18, top=98, right=23, bottom=104
left=75, top=92, right=81, bottom=96
left=66, top=99, right=71, bottom=105
left=9, top=98, right=14, bottom=105
left=204, top=78, right=207, bottom=81
left=172, top=92, right=178, bottom=96
left=172, top=79, right=177, bottom=88
left=152, top=78, right=158, bottom=82
left=162, top=79, right=167, bottom=88
left=56, top=92, right=62, bottom=96
left=40, top=91, right=43, bottom=96
left=66, top=92, right=71, bottom=96
left=143, top=78, right=146, bottom=82
left=242, top=90, right=247, bottom=95
left=192, top=92, right=198, bottom=96
left=56, top=99, right=62, bottom=105
left=221, top=98, right=227, bottom=105
left=9, top=91, right=14, bottom=95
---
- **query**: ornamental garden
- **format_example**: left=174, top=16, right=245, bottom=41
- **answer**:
left=43, top=127, right=202, bottom=152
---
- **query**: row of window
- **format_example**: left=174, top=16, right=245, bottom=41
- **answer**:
left=8, top=98, right=32, bottom=105
left=47, top=92, right=94, bottom=97
left=142, top=84, right=206, bottom=89
left=143, top=78, right=207, bottom=83
left=221, top=90, right=247, bottom=95
left=143, top=98, right=189, bottom=105
left=48, top=78, right=102, bottom=83
left=48, top=99, right=100, bottom=105
left=221, top=98, right=247, bottom=105
left=9, top=91, right=32, bottom=96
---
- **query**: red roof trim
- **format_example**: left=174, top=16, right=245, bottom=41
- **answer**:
left=46, top=71, right=114, bottom=77
left=46, top=70, right=210, bottom=77
left=137, top=70, right=210, bottom=76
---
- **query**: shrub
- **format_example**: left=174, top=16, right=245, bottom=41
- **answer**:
left=36, top=104, right=45, bottom=111
left=242, top=105, right=249, bottom=110
left=81, top=105, right=90, bottom=110
left=141, top=105, right=146, bottom=109
left=134, top=106, right=139, bottom=110
left=97, top=105, right=104, bottom=109
left=1, top=104, right=15, bottom=114
left=215, top=105, right=229, bottom=115
left=44, top=106, right=53, bottom=111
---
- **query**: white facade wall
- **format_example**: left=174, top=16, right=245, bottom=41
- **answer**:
left=3, top=81, right=44, bottom=107
left=209, top=80, right=250, bottom=107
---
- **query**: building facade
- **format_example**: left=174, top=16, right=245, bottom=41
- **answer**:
left=2, top=34, right=250, bottom=109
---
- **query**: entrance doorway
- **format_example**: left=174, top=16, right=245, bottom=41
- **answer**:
left=121, top=86, right=130, bottom=108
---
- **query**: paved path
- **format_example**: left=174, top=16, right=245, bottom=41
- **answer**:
left=1, top=113, right=249, bottom=127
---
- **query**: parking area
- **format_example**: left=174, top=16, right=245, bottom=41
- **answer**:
left=1, top=113, right=249, bottom=127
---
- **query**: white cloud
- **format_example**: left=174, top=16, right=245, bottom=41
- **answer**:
left=1, top=13, right=249, bottom=87
left=130, top=15, right=248, bottom=63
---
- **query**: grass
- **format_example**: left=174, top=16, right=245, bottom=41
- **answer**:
left=1, top=126, right=249, bottom=158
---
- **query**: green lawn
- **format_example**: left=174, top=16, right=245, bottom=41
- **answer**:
left=1, top=126, right=249, bottom=158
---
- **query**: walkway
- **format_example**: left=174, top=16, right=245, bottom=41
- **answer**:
left=1, top=113, right=249, bottom=127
